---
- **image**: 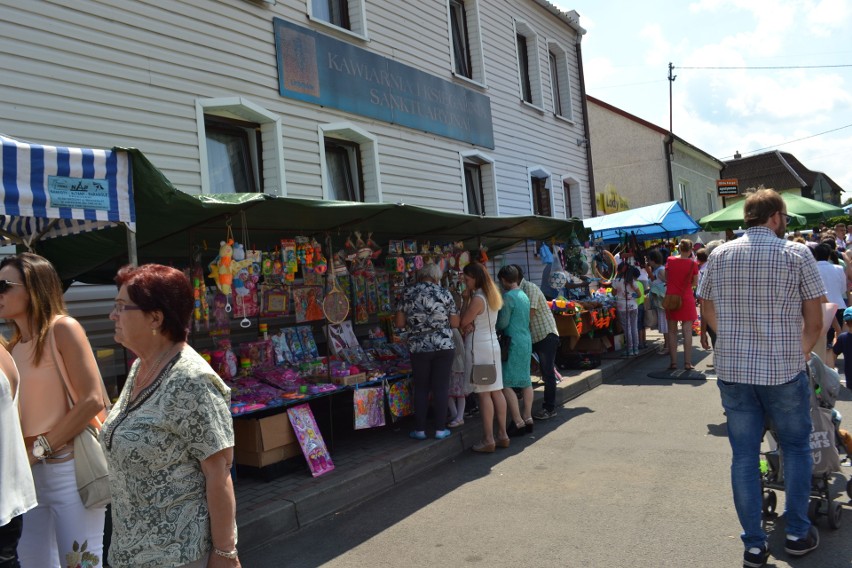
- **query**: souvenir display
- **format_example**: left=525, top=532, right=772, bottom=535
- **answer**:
left=292, top=286, right=324, bottom=323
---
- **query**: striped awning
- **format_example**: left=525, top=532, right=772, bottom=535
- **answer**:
left=0, top=134, right=135, bottom=249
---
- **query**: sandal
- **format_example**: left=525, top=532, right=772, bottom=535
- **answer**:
left=472, top=441, right=496, bottom=453
left=495, top=436, right=510, bottom=448
left=684, top=364, right=695, bottom=371
left=447, top=418, right=464, bottom=428
left=668, top=364, right=677, bottom=371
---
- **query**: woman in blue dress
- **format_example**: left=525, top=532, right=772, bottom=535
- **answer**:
left=496, top=265, right=533, bottom=436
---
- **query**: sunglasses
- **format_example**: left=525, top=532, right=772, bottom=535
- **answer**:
left=0, top=280, right=24, bottom=294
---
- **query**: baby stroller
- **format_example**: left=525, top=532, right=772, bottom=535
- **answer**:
left=760, top=353, right=852, bottom=529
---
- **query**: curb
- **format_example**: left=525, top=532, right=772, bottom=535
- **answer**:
left=236, top=347, right=652, bottom=552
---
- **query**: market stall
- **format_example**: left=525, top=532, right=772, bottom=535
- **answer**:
left=20, top=145, right=587, bottom=478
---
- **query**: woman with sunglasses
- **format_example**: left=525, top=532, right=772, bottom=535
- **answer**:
left=0, top=253, right=107, bottom=567
left=101, top=264, right=240, bottom=568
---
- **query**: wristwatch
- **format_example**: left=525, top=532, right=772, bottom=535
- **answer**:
left=213, top=548, right=238, bottom=560
left=32, top=435, right=51, bottom=460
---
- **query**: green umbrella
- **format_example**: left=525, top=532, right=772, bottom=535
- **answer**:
left=698, top=192, right=842, bottom=231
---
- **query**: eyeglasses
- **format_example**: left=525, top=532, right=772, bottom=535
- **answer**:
left=0, top=280, right=24, bottom=294
left=111, top=302, right=143, bottom=314
left=778, top=212, right=791, bottom=224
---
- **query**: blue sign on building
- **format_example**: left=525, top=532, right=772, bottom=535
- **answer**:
left=273, top=18, right=495, bottom=149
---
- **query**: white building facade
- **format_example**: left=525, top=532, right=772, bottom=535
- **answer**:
left=0, top=0, right=593, bottom=222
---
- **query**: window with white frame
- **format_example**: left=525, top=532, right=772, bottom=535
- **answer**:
left=678, top=181, right=689, bottom=212
left=547, top=42, right=574, bottom=120
left=514, top=21, right=542, bottom=107
left=529, top=167, right=552, bottom=216
left=447, top=0, right=485, bottom=85
left=563, top=177, right=581, bottom=218
left=197, top=97, right=286, bottom=196
left=319, top=123, right=381, bottom=202
left=308, top=0, right=368, bottom=38
left=460, top=151, right=495, bottom=216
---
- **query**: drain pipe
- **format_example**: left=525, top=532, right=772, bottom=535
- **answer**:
left=576, top=38, right=596, bottom=217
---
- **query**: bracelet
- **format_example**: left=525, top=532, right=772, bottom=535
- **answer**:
left=213, top=548, right=238, bottom=560
left=38, top=434, right=53, bottom=455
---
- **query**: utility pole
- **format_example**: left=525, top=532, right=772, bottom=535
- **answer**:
left=668, top=62, right=676, bottom=134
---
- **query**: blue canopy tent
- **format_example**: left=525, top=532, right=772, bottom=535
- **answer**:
left=0, top=134, right=136, bottom=255
left=583, top=201, right=701, bottom=243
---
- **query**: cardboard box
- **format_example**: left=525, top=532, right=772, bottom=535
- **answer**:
left=572, top=335, right=612, bottom=353
left=233, top=412, right=296, bottom=452
left=332, top=372, right=366, bottom=386
left=234, top=442, right=302, bottom=468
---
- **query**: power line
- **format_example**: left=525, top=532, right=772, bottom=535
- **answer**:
left=678, top=64, right=852, bottom=70
left=722, top=123, right=852, bottom=159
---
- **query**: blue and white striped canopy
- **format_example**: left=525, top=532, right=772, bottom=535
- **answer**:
left=0, top=134, right=135, bottom=248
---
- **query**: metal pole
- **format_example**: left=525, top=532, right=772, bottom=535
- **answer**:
left=668, top=62, right=676, bottom=134
left=126, top=226, right=138, bottom=266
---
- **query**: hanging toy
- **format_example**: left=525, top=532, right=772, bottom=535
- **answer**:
left=191, top=263, right=209, bottom=332
left=209, top=237, right=234, bottom=297
left=261, top=251, right=273, bottom=277
left=478, top=244, right=488, bottom=264
left=367, top=233, right=383, bottom=260
left=312, top=239, right=327, bottom=274
left=280, top=238, right=297, bottom=282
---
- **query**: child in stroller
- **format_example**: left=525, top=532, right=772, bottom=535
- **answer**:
left=760, top=353, right=851, bottom=529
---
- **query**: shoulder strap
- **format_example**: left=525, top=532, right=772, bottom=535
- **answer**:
left=48, top=316, right=112, bottom=426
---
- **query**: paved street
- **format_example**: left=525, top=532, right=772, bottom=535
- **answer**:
left=242, top=349, right=852, bottom=568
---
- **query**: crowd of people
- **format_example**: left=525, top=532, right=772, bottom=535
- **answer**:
left=0, top=254, right=241, bottom=568
left=397, top=262, right=560, bottom=453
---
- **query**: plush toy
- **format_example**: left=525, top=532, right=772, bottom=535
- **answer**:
left=232, top=242, right=246, bottom=262
left=210, top=239, right=234, bottom=295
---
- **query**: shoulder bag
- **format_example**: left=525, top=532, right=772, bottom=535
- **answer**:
left=470, top=295, right=498, bottom=386
left=662, top=261, right=692, bottom=312
left=49, top=318, right=113, bottom=509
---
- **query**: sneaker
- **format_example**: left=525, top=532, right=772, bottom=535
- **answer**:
left=434, top=429, right=451, bottom=440
left=533, top=408, right=557, bottom=420
left=785, top=525, right=819, bottom=556
left=743, top=544, right=769, bottom=567
left=409, top=431, right=427, bottom=440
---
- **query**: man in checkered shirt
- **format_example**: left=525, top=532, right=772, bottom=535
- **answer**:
left=698, top=189, right=825, bottom=566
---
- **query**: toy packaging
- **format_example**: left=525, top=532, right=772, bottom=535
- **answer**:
left=292, top=286, right=324, bottom=323
left=287, top=404, right=335, bottom=477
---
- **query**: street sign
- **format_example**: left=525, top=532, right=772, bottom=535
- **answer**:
left=717, top=178, right=738, bottom=196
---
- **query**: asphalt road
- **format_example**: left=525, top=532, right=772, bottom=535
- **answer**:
left=242, top=348, right=852, bottom=568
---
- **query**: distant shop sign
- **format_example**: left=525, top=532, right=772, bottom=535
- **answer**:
left=273, top=18, right=495, bottom=149
left=717, top=179, right=739, bottom=196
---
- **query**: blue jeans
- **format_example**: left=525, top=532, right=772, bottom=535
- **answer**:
left=533, top=333, right=559, bottom=411
left=717, top=371, right=813, bottom=549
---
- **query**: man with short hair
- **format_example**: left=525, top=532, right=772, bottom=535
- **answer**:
left=834, top=223, right=847, bottom=252
left=511, top=265, right=561, bottom=420
left=698, top=188, right=825, bottom=567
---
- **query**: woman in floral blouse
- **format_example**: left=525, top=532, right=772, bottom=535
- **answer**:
left=101, top=264, right=240, bottom=568
left=396, top=263, right=460, bottom=440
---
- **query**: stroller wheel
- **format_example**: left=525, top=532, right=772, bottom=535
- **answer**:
left=807, top=499, right=820, bottom=522
left=828, top=501, right=842, bottom=529
left=762, top=490, right=777, bottom=516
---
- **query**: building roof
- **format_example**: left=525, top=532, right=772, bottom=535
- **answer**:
left=533, top=1, right=586, bottom=34
left=722, top=150, right=844, bottom=195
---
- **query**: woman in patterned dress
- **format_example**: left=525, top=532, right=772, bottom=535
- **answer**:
left=396, top=263, right=460, bottom=440
left=101, top=264, right=240, bottom=568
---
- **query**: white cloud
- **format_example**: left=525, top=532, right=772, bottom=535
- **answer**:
left=806, top=0, right=851, bottom=35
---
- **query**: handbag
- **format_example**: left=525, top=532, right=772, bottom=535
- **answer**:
left=49, top=317, right=112, bottom=509
left=470, top=294, right=498, bottom=386
left=497, top=333, right=511, bottom=362
left=661, top=260, right=693, bottom=312
left=661, top=293, right=682, bottom=311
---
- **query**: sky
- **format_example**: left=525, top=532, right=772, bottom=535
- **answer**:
left=552, top=0, right=852, bottom=199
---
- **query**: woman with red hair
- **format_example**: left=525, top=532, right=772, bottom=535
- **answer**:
left=102, top=264, right=240, bottom=568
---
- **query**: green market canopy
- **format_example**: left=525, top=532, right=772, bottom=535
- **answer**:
left=698, top=192, right=841, bottom=231
left=35, top=149, right=587, bottom=283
